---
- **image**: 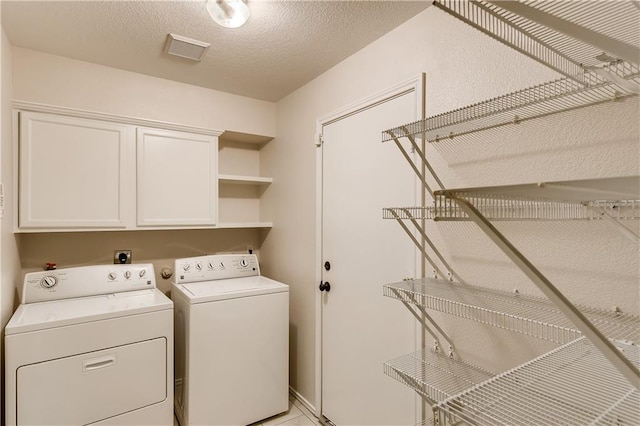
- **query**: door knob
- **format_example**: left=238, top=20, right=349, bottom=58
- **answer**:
left=319, top=281, right=331, bottom=292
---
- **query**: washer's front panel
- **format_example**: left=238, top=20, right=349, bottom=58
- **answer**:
left=186, top=292, right=289, bottom=426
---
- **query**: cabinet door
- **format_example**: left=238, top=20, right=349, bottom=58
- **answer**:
left=137, top=127, right=218, bottom=226
left=19, top=112, right=129, bottom=229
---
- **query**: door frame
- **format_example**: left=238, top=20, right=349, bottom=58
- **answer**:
left=314, top=74, right=425, bottom=419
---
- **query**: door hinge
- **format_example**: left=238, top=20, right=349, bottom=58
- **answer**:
left=316, top=133, right=323, bottom=147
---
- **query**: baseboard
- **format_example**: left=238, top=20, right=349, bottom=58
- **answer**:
left=288, top=386, right=317, bottom=418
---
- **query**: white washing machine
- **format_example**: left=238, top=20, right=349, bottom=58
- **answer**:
left=4, top=264, right=174, bottom=426
left=172, top=254, right=289, bottom=426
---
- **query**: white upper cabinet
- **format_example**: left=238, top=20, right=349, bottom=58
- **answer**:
left=16, top=109, right=270, bottom=232
left=19, top=111, right=131, bottom=229
left=136, top=127, right=218, bottom=227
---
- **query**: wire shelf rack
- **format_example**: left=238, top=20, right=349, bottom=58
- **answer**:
left=381, top=62, right=639, bottom=143
left=383, top=279, right=640, bottom=345
left=384, top=199, right=640, bottom=222
left=384, top=177, right=640, bottom=221
left=434, top=337, right=640, bottom=425
left=432, top=0, right=640, bottom=80
left=384, top=348, right=494, bottom=405
left=436, top=177, right=640, bottom=202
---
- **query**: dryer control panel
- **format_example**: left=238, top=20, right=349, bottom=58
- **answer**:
left=21, top=264, right=156, bottom=304
left=174, top=254, right=260, bottom=284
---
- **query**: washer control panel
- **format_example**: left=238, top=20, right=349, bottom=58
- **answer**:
left=174, top=254, right=260, bottom=284
left=21, top=264, right=156, bottom=304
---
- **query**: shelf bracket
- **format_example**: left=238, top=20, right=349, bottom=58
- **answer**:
left=586, top=204, right=640, bottom=242
left=451, top=196, right=640, bottom=389
left=387, top=209, right=447, bottom=280
left=386, top=130, right=435, bottom=197
left=391, top=287, right=455, bottom=351
left=586, top=66, right=640, bottom=95
left=401, top=208, right=465, bottom=284
left=399, top=127, right=445, bottom=191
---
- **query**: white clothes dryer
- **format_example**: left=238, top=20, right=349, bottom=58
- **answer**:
left=5, top=264, right=174, bottom=426
left=172, top=254, right=289, bottom=426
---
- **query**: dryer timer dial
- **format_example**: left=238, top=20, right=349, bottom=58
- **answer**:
left=40, top=276, right=58, bottom=289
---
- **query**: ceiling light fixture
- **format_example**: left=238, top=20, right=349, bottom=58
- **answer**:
left=206, top=0, right=250, bottom=29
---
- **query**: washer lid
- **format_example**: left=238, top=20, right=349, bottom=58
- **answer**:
left=175, top=276, right=289, bottom=303
left=5, top=289, right=173, bottom=335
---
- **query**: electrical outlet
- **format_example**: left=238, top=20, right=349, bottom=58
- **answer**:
left=114, top=250, right=132, bottom=264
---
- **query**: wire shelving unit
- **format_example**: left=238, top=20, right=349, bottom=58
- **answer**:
left=384, top=348, right=494, bottom=405
left=384, top=278, right=640, bottom=345
left=379, top=1, right=640, bottom=424
left=434, top=337, right=640, bottom=425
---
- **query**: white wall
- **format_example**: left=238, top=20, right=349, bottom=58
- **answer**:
left=12, top=48, right=275, bottom=138
left=1, top=22, right=21, bottom=420
left=263, top=6, right=639, bottom=408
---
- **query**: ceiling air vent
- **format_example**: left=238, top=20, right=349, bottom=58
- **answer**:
left=164, top=33, right=210, bottom=61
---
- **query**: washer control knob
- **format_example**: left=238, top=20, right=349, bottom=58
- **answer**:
left=195, top=262, right=202, bottom=271
left=183, top=263, right=191, bottom=272
left=108, top=272, right=117, bottom=281
left=240, top=258, right=248, bottom=268
left=40, top=276, right=58, bottom=289
left=139, top=269, right=147, bottom=278
left=207, top=262, right=214, bottom=270
left=124, top=271, right=132, bottom=279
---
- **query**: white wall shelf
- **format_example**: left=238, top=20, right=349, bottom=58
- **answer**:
left=384, top=348, right=494, bottom=405
left=384, top=278, right=640, bottom=345
left=218, top=174, right=273, bottom=186
left=219, top=130, right=273, bottom=147
left=383, top=177, right=640, bottom=224
left=382, top=62, right=639, bottom=144
left=436, top=176, right=640, bottom=202
left=215, top=222, right=273, bottom=229
left=384, top=200, right=640, bottom=222
left=434, top=337, right=640, bottom=425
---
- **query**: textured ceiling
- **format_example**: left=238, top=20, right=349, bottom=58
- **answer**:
left=1, top=0, right=430, bottom=102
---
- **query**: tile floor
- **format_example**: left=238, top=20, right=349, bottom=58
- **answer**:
left=250, top=394, right=323, bottom=426
left=174, top=393, right=323, bottom=426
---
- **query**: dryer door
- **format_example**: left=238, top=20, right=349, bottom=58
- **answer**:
left=17, top=337, right=167, bottom=425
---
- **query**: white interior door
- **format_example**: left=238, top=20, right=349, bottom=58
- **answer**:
left=320, top=87, right=420, bottom=425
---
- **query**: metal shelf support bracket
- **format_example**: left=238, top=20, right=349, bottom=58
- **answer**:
left=390, top=287, right=455, bottom=351
left=386, top=130, right=435, bottom=197
left=387, top=208, right=446, bottom=280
